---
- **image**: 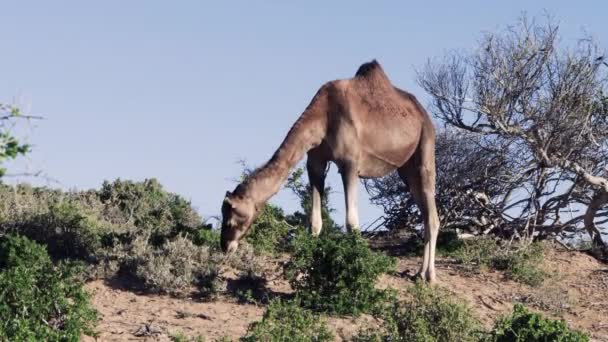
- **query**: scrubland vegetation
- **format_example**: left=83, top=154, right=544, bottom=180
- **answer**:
left=1, top=14, right=605, bottom=341
left=0, top=178, right=591, bottom=341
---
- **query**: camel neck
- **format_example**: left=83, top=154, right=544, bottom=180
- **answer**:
left=243, top=158, right=295, bottom=206
left=233, top=84, right=329, bottom=208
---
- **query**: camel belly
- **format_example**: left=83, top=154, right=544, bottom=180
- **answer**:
left=357, top=155, right=398, bottom=178
left=356, top=140, right=417, bottom=178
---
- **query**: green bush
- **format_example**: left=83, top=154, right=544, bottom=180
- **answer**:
left=355, top=282, right=482, bottom=342
left=447, top=237, right=498, bottom=269
left=124, top=235, right=221, bottom=297
left=435, top=230, right=466, bottom=255
left=487, top=304, right=588, bottom=341
left=25, top=201, right=103, bottom=260
left=241, top=299, right=333, bottom=342
left=0, top=180, right=267, bottom=300
left=245, top=204, right=292, bottom=255
left=0, top=185, right=107, bottom=261
left=0, top=235, right=97, bottom=341
left=191, top=225, right=221, bottom=250
left=496, top=243, right=546, bottom=287
left=285, top=229, right=395, bottom=316
left=284, top=168, right=340, bottom=232
left=97, top=178, right=202, bottom=243
left=400, top=229, right=464, bottom=257
left=93, top=231, right=263, bottom=298
left=0, top=180, right=215, bottom=281
left=447, top=238, right=547, bottom=286
left=0, top=179, right=204, bottom=253
left=171, top=331, right=205, bottom=342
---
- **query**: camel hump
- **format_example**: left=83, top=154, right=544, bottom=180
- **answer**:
left=355, top=59, right=383, bottom=77
left=354, top=59, right=391, bottom=86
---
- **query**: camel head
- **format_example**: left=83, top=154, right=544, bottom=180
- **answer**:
left=220, top=190, right=256, bottom=253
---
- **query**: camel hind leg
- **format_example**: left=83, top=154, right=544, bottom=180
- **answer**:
left=397, top=127, right=440, bottom=283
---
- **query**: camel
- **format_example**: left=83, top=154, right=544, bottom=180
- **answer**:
left=220, top=60, right=440, bottom=282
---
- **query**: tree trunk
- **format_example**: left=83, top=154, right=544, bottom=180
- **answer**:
left=584, top=191, right=608, bottom=248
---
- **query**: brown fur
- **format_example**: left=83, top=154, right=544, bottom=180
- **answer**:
left=221, top=60, right=440, bottom=282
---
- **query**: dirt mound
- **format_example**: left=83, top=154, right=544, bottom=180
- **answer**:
left=83, top=244, right=608, bottom=341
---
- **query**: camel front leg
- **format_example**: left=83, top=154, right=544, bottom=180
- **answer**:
left=340, top=162, right=360, bottom=232
left=307, top=152, right=327, bottom=236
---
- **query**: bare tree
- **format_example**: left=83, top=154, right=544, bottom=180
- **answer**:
left=415, top=16, right=608, bottom=248
left=365, top=129, right=518, bottom=236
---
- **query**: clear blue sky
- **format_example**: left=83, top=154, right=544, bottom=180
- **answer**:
left=1, top=1, right=606, bottom=227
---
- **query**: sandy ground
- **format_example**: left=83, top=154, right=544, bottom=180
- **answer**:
left=83, top=243, right=608, bottom=342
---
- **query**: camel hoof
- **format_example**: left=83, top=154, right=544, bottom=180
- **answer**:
left=406, top=271, right=424, bottom=282
left=408, top=270, right=436, bottom=284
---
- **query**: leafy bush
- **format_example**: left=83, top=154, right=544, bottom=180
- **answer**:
left=435, top=230, right=466, bottom=255
left=284, top=167, right=340, bottom=232
left=94, top=229, right=264, bottom=297
left=0, top=179, right=217, bottom=278
left=0, top=235, right=97, bottom=341
left=0, top=179, right=268, bottom=300
left=241, top=299, right=333, bottom=342
left=285, top=229, right=395, bottom=316
left=122, top=235, right=221, bottom=297
left=245, top=204, right=292, bottom=255
left=447, top=238, right=547, bottom=286
left=0, top=103, right=32, bottom=177
left=0, top=184, right=107, bottom=261
left=355, top=282, right=482, bottom=342
left=171, top=331, right=205, bottom=342
left=447, top=237, right=498, bottom=270
left=23, top=201, right=104, bottom=260
left=0, top=183, right=63, bottom=221
left=97, top=178, right=202, bottom=243
left=190, top=225, right=221, bottom=250
left=487, top=304, right=588, bottom=342
left=496, top=243, right=546, bottom=287
left=399, top=229, right=464, bottom=257
left=0, top=179, right=204, bottom=253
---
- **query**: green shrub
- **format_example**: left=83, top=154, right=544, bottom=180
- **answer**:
left=447, top=237, right=498, bottom=270
left=93, top=231, right=263, bottom=298
left=435, top=230, right=466, bottom=255
left=0, top=185, right=109, bottom=261
left=0, top=235, right=97, bottom=341
left=401, top=229, right=464, bottom=257
left=97, top=178, right=202, bottom=243
left=26, top=201, right=103, bottom=260
left=0, top=180, right=214, bottom=284
left=487, top=304, right=588, bottom=342
left=447, top=238, right=547, bottom=286
left=171, top=331, right=205, bottom=342
left=126, top=235, right=221, bottom=297
left=496, top=243, right=546, bottom=287
left=285, top=229, right=395, bottom=316
left=284, top=168, right=339, bottom=232
left=241, top=299, right=333, bottom=342
left=355, top=282, right=482, bottom=342
left=0, top=183, right=63, bottom=222
left=245, top=204, right=292, bottom=255
left=191, top=225, right=221, bottom=250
